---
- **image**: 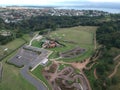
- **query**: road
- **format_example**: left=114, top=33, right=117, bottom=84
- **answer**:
left=0, top=62, right=3, bottom=81
left=21, top=65, right=48, bottom=90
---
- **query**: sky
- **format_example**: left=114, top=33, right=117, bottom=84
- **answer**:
left=0, top=0, right=120, bottom=5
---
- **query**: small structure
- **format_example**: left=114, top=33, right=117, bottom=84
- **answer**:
left=4, top=48, right=8, bottom=51
left=42, top=39, right=60, bottom=48
left=0, top=31, right=11, bottom=36
left=41, top=58, right=48, bottom=65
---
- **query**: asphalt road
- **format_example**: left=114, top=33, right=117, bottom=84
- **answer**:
left=0, top=62, right=3, bottom=81
left=21, top=65, right=48, bottom=90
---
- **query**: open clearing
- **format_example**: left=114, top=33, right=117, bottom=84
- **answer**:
left=49, top=26, right=94, bottom=45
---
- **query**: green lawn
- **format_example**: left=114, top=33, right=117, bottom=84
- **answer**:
left=32, top=40, right=42, bottom=48
left=0, top=38, right=26, bottom=60
left=22, top=34, right=33, bottom=43
left=1, top=38, right=25, bottom=50
left=49, top=26, right=97, bottom=45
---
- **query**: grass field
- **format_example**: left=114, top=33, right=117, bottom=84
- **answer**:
left=32, top=40, right=43, bottom=48
left=47, top=26, right=97, bottom=62
left=0, top=35, right=36, bottom=90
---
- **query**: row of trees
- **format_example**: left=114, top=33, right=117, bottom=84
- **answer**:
left=1, top=16, right=107, bottom=32
left=0, top=35, right=14, bottom=45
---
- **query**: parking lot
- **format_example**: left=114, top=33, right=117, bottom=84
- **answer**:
left=9, top=45, right=51, bottom=68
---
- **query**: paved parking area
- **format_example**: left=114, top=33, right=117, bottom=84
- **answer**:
left=9, top=45, right=50, bottom=67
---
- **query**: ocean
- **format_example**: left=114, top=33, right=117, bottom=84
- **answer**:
left=55, top=6, right=120, bottom=13
left=24, top=5, right=120, bottom=14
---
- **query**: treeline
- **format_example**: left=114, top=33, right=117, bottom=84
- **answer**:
left=0, top=16, right=108, bottom=36
left=0, top=35, right=14, bottom=45
left=20, top=16, right=105, bottom=30
left=96, top=21, right=120, bottom=48
left=1, top=16, right=107, bottom=32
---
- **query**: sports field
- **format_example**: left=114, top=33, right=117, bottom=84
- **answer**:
left=48, top=26, right=97, bottom=62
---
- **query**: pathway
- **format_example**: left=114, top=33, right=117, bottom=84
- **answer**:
left=108, top=62, right=120, bottom=78
left=94, top=68, right=98, bottom=79
left=113, top=54, right=120, bottom=61
left=29, top=34, right=42, bottom=46
left=29, top=34, right=38, bottom=46
left=94, top=33, right=97, bottom=50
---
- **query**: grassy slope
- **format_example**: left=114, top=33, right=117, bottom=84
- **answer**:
left=1, top=38, right=25, bottom=50
left=0, top=38, right=25, bottom=57
left=0, top=36, right=36, bottom=90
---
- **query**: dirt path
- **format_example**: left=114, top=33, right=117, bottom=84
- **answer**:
left=29, top=34, right=38, bottom=46
left=94, top=68, right=98, bottom=79
left=108, top=62, right=120, bottom=78
left=44, top=62, right=91, bottom=90
left=54, top=58, right=91, bottom=71
left=49, top=61, right=59, bottom=82
left=50, top=57, right=62, bottom=61
left=81, top=71, right=92, bottom=90
left=29, top=34, right=42, bottom=46
left=113, top=54, right=120, bottom=61
left=71, top=58, right=90, bottom=71
left=85, top=63, right=96, bottom=70
left=94, top=33, right=97, bottom=50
